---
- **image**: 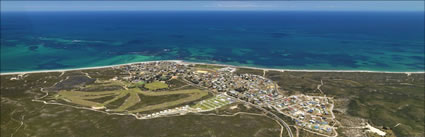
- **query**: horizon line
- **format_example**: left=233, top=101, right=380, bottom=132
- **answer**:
left=2, top=1, right=424, bottom=12
left=2, top=10, right=425, bottom=12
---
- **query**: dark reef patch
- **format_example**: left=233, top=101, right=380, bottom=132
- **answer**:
left=391, top=56, right=404, bottom=61
left=410, top=55, right=425, bottom=61
left=169, top=34, right=185, bottom=38
left=28, top=45, right=39, bottom=51
left=37, top=61, right=71, bottom=70
left=370, top=61, right=391, bottom=68
left=339, top=41, right=353, bottom=44
left=125, top=39, right=152, bottom=45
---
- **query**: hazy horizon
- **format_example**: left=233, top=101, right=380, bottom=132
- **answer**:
left=1, top=1, right=424, bottom=12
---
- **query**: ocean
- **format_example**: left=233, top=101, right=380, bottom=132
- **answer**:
left=1, top=11, right=424, bottom=72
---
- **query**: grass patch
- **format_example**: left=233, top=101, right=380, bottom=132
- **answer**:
left=129, top=89, right=209, bottom=113
left=104, top=93, right=130, bottom=109
left=167, top=78, right=188, bottom=89
left=145, top=81, right=168, bottom=90
left=86, top=95, right=117, bottom=103
left=127, top=94, right=189, bottom=110
left=111, top=92, right=140, bottom=112
left=46, top=83, right=209, bottom=114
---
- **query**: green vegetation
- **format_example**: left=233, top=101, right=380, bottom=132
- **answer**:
left=112, top=92, right=140, bottom=111
left=55, top=90, right=118, bottom=107
left=105, top=93, right=130, bottom=108
left=86, top=95, right=117, bottom=104
left=81, top=68, right=126, bottom=80
left=130, top=89, right=208, bottom=113
left=144, top=81, right=168, bottom=90
left=81, top=84, right=124, bottom=91
left=134, top=81, right=145, bottom=86
left=1, top=65, right=423, bottom=137
left=1, top=99, right=281, bottom=137
left=32, top=75, right=202, bottom=113
left=166, top=78, right=187, bottom=89
left=45, top=81, right=209, bottom=113
left=128, top=94, right=190, bottom=110
left=128, top=81, right=145, bottom=88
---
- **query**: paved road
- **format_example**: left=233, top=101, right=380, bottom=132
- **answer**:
left=229, top=95, right=294, bottom=137
left=257, top=105, right=294, bottom=137
left=181, top=75, right=293, bottom=137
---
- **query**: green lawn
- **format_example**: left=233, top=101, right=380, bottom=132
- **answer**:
left=145, top=81, right=168, bottom=90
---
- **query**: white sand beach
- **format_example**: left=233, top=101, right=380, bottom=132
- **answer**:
left=1, top=60, right=424, bottom=75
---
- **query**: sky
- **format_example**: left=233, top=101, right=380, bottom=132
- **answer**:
left=1, top=1, right=424, bottom=12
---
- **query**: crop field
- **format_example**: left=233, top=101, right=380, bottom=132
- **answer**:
left=144, top=81, right=168, bottom=90
left=192, top=95, right=234, bottom=111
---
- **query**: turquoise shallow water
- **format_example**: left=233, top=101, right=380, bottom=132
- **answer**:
left=1, top=11, right=424, bottom=72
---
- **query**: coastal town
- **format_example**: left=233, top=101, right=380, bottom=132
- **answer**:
left=2, top=60, right=409, bottom=137
left=115, top=61, right=338, bottom=136
left=2, top=2, right=423, bottom=136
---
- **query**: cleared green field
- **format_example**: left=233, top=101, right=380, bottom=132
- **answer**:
left=111, top=92, right=140, bottom=111
left=133, top=81, right=145, bottom=86
left=102, top=92, right=128, bottom=106
left=60, top=96, right=104, bottom=107
left=55, top=90, right=120, bottom=107
left=129, top=89, right=208, bottom=113
left=145, top=81, right=168, bottom=90
left=135, top=89, right=205, bottom=96
left=57, top=90, right=119, bottom=98
left=51, top=83, right=209, bottom=113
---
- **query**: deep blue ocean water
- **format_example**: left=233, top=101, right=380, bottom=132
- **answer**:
left=1, top=11, right=424, bottom=72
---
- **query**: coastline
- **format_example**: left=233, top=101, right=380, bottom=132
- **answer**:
left=1, top=60, right=424, bottom=75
